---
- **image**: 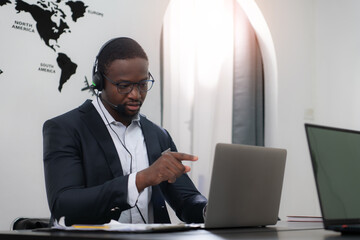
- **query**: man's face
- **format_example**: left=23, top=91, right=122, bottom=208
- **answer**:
left=102, top=57, right=149, bottom=120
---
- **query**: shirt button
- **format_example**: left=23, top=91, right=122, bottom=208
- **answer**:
left=111, top=207, right=119, bottom=211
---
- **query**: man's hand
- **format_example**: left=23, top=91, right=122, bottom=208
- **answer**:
left=136, top=151, right=198, bottom=192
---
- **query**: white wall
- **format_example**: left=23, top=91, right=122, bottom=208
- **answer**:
left=0, top=0, right=169, bottom=230
left=315, top=0, right=360, bottom=129
left=255, top=0, right=360, bottom=219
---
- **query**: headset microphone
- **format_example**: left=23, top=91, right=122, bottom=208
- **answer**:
left=99, top=94, right=126, bottom=115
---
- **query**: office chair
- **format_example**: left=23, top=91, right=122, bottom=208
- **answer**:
left=11, top=217, right=49, bottom=230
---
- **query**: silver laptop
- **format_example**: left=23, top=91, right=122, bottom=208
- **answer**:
left=204, top=143, right=287, bottom=228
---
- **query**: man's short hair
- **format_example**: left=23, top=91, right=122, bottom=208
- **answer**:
left=98, top=37, right=148, bottom=74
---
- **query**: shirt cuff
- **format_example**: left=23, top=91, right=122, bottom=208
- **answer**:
left=127, top=172, right=140, bottom=207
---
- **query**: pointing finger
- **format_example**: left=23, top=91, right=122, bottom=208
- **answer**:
left=164, top=152, right=198, bottom=162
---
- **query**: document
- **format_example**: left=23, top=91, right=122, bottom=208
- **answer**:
left=52, top=217, right=200, bottom=232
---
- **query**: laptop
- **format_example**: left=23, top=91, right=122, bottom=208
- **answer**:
left=305, top=123, right=360, bottom=233
left=204, top=143, right=287, bottom=228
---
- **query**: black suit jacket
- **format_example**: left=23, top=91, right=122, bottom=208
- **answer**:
left=43, top=100, right=207, bottom=225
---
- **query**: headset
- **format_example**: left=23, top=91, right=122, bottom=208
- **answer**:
left=92, top=37, right=152, bottom=93
left=92, top=38, right=119, bottom=91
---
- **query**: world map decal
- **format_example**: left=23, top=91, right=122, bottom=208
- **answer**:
left=1, top=0, right=93, bottom=92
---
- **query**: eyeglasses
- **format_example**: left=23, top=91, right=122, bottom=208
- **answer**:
left=103, top=73, right=155, bottom=94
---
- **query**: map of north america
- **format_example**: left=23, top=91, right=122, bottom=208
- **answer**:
left=0, top=0, right=88, bottom=92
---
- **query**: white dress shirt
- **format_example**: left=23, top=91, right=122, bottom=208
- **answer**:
left=92, top=98, right=153, bottom=223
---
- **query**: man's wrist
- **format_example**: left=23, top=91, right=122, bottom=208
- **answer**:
left=127, top=173, right=140, bottom=207
left=136, top=170, right=148, bottom=192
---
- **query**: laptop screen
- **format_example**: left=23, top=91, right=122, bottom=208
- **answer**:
left=305, top=124, right=360, bottom=222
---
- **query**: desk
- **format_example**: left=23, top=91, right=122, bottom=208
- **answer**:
left=0, top=222, right=355, bottom=240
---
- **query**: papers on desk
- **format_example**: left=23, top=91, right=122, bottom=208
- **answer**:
left=53, top=217, right=200, bottom=232
left=287, top=216, right=323, bottom=222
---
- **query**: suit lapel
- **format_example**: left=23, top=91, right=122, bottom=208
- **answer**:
left=140, top=116, right=163, bottom=165
left=79, top=100, right=123, bottom=177
left=140, top=116, right=171, bottom=223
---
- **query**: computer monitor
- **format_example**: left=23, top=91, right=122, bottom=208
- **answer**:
left=305, top=123, right=360, bottom=230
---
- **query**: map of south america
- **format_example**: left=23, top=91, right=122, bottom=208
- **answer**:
left=1, top=0, right=88, bottom=92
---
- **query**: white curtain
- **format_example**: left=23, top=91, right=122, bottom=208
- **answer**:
left=162, top=0, right=235, bottom=196
left=232, top=2, right=264, bottom=146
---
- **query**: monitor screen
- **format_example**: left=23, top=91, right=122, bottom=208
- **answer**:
left=306, top=124, right=360, bottom=220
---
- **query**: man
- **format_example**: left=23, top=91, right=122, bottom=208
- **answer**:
left=43, top=37, right=207, bottom=226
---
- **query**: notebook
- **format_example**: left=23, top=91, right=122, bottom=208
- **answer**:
left=305, top=123, right=360, bottom=234
left=204, top=143, right=287, bottom=228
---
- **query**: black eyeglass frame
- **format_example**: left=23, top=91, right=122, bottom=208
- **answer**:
left=102, top=72, right=155, bottom=94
